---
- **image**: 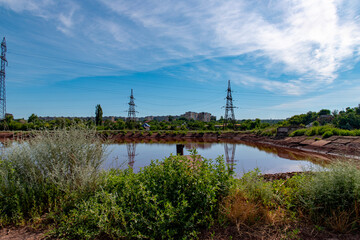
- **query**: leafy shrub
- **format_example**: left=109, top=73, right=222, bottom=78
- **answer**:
left=289, top=129, right=306, bottom=137
left=260, top=127, right=277, bottom=137
left=272, top=174, right=309, bottom=212
left=54, top=152, right=234, bottom=239
left=322, top=131, right=333, bottom=138
left=313, top=121, right=319, bottom=126
left=305, top=127, right=318, bottom=136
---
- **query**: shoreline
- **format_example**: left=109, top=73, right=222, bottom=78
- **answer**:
left=1, top=130, right=359, bottom=161
left=107, top=131, right=360, bottom=160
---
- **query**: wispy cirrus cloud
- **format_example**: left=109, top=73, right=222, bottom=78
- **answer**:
left=98, top=0, right=360, bottom=94
left=270, top=85, right=360, bottom=112
left=0, top=0, right=78, bottom=34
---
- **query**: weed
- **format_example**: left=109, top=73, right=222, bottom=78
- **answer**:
left=299, top=161, right=360, bottom=232
left=0, top=128, right=106, bottom=224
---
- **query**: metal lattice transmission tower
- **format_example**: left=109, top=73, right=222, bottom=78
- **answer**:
left=127, top=143, right=137, bottom=168
left=0, top=37, right=7, bottom=120
left=127, top=89, right=138, bottom=121
left=224, top=143, right=236, bottom=170
left=223, top=80, right=237, bottom=126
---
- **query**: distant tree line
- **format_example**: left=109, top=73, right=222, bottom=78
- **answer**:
left=277, top=105, right=360, bottom=130
left=8, top=104, right=360, bottom=132
left=0, top=113, right=277, bottom=132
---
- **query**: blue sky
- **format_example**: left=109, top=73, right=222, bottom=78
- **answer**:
left=1, top=0, right=360, bottom=120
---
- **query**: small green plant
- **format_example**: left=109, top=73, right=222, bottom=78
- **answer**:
left=313, top=121, right=320, bottom=127
left=289, top=129, right=306, bottom=137
left=322, top=131, right=333, bottom=138
left=237, top=169, right=275, bottom=206
left=305, top=127, right=318, bottom=136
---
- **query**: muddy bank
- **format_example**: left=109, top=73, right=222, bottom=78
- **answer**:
left=108, top=131, right=360, bottom=160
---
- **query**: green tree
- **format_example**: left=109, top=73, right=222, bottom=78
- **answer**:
left=318, top=109, right=331, bottom=115
left=28, top=113, right=39, bottom=123
left=95, top=104, right=103, bottom=126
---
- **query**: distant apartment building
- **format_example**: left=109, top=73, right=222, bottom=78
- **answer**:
left=198, top=112, right=211, bottom=122
left=182, top=111, right=212, bottom=122
left=183, top=111, right=199, bottom=121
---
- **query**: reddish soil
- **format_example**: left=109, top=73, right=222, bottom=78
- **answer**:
left=0, top=227, right=45, bottom=240
left=107, top=131, right=360, bottom=160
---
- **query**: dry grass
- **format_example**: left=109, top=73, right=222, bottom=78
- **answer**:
left=222, top=191, right=268, bottom=226
left=327, top=210, right=354, bottom=233
left=222, top=190, right=288, bottom=226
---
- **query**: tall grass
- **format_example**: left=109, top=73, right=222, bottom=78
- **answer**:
left=223, top=163, right=360, bottom=233
left=298, top=161, right=360, bottom=232
left=0, top=128, right=106, bottom=223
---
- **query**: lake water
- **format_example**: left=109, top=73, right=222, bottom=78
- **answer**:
left=103, top=141, right=327, bottom=176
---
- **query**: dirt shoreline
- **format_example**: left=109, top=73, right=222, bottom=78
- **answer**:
left=108, top=131, right=360, bottom=160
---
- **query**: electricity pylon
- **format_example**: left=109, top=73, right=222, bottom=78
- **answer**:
left=127, top=89, right=138, bottom=121
left=0, top=37, right=7, bottom=120
left=223, top=80, right=237, bottom=127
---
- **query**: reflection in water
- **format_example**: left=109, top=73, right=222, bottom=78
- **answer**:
left=111, top=141, right=331, bottom=174
left=0, top=142, right=3, bottom=155
left=185, top=142, right=212, bottom=150
left=224, top=143, right=236, bottom=170
left=127, top=143, right=137, bottom=168
left=176, top=144, right=184, bottom=155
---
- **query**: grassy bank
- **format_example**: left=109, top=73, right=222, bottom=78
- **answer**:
left=0, top=128, right=359, bottom=239
left=290, top=124, right=360, bottom=138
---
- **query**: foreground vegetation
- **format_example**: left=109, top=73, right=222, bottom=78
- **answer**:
left=0, top=129, right=360, bottom=239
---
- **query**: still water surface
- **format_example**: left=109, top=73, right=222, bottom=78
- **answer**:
left=103, top=142, right=326, bottom=176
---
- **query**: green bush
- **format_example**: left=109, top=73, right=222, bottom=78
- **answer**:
left=260, top=127, right=277, bottom=137
left=305, top=127, right=318, bottom=136
left=322, top=131, right=333, bottom=138
left=289, top=129, right=307, bottom=137
left=54, top=152, right=234, bottom=239
left=313, top=121, right=319, bottom=126
left=272, top=174, right=309, bottom=212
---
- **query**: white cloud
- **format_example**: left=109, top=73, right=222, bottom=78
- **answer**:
left=212, top=0, right=360, bottom=88
left=0, top=0, right=54, bottom=17
left=270, top=86, right=360, bottom=111
left=98, top=0, right=360, bottom=94
left=0, top=0, right=78, bottom=34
